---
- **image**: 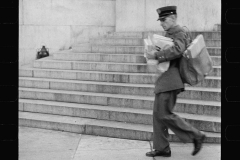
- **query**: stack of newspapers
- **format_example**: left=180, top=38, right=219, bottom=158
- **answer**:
left=144, top=34, right=174, bottom=73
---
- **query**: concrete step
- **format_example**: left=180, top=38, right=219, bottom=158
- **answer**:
left=19, top=87, right=221, bottom=116
left=53, top=51, right=221, bottom=66
left=72, top=45, right=221, bottom=56
left=187, top=76, right=221, bottom=88
left=89, top=38, right=221, bottom=47
left=19, top=99, right=221, bottom=133
left=19, top=77, right=221, bottom=101
left=107, top=31, right=221, bottom=39
left=186, top=31, right=221, bottom=40
left=19, top=111, right=221, bottom=143
left=205, top=39, right=221, bottom=47
left=20, top=67, right=157, bottom=84
left=33, top=58, right=221, bottom=76
left=20, top=67, right=221, bottom=87
left=53, top=51, right=146, bottom=63
left=19, top=78, right=221, bottom=117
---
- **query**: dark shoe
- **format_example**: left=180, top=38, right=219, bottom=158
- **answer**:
left=192, top=134, right=206, bottom=156
left=146, top=150, right=171, bottom=157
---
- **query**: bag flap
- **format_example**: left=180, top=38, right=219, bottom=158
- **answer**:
left=184, top=34, right=207, bottom=58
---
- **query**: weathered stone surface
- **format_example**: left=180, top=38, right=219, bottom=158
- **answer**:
left=207, top=47, right=221, bottom=56
left=205, top=40, right=221, bottom=47
left=32, top=60, right=221, bottom=77
left=19, top=88, right=220, bottom=117
left=34, top=69, right=77, bottom=80
left=19, top=88, right=108, bottom=106
left=71, top=44, right=92, bottom=53
left=174, top=101, right=221, bottom=117
left=54, top=53, right=147, bottom=63
left=110, top=31, right=221, bottom=39
left=188, top=77, right=221, bottom=88
left=178, top=89, right=221, bottom=101
left=211, top=56, right=221, bottom=66
left=19, top=102, right=24, bottom=111
left=72, top=135, right=151, bottom=160
left=90, top=38, right=144, bottom=46
left=117, top=0, right=220, bottom=32
left=19, top=78, right=221, bottom=101
left=214, top=24, right=221, bottom=31
left=33, top=60, right=72, bottom=70
left=89, top=38, right=220, bottom=47
left=20, top=100, right=220, bottom=132
left=19, top=28, right=221, bottom=146
left=53, top=52, right=219, bottom=66
left=19, top=127, right=81, bottom=160
left=19, top=128, right=220, bottom=160
left=72, top=45, right=221, bottom=56
left=107, top=32, right=143, bottom=38
left=188, top=31, right=221, bottom=39
left=19, top=112, right=221, bottom=143
left=19, top=78, right=50, bottom=89
left=19, top=69, right=33, bottom=77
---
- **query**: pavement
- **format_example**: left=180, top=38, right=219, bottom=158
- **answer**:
left=19, top=126, right=221, bottom=160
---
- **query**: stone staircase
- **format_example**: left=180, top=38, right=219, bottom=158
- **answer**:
left=19, top=25, right=221, bottom=143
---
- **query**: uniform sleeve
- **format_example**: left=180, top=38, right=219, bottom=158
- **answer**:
left=154, top=32, right=187, bottom=63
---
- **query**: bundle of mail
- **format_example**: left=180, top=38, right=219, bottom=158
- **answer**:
left=144, top=34, right=174, bottom=73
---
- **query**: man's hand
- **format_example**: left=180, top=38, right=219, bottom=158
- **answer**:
left=145, top=45, right=161, bottom=59
left=146, top=50, right=157, bottom=59
left=155, top=46, right=161, bottom=51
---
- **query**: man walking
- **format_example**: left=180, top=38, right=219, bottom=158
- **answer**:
left=145, top=6, right=206, bottom=157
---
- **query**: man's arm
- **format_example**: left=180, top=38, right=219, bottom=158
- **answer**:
left=154, top=32, right=187, bottom=63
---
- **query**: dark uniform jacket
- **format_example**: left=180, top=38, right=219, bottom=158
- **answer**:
left=154, top=25, right=188, bottom=94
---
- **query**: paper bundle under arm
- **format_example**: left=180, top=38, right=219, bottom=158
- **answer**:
left=144, top=34, right=174, bottom=73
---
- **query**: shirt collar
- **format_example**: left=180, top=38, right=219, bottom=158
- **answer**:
left=166, top=25, right=182, bottom=35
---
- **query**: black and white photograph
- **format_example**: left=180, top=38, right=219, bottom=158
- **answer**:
left=19, top=0, right=221, bottom=159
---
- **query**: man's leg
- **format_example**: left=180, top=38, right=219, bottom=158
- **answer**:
left=147, top=89, right=205, bottom=157
left=146, top=93, right=172, bottom=157
left=152, top=93, right=170, bottom=151
left=160, top=89, right=206, bottom=156
left=161, top=89, right=204, bottom=143
left=146, top=92, right=173, bottom=157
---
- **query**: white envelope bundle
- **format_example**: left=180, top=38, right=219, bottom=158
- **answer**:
left=144, top=34, right=174, bottom=73
left=151, top=34, right=174, bottom=50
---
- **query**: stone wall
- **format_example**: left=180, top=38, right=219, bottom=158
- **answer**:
left=116, top=0, right=221, bottom=32
left=19, top=0, right=116, bottom=66
left=19, top=0, right=221, bottom=66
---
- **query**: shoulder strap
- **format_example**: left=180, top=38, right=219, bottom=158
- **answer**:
left=182, top=26, right=193, bottom=47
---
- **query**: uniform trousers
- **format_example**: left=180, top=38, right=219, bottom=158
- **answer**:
left=153, top=89, right=203, bottom=151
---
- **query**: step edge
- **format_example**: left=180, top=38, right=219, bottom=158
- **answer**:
left=19, top=99, right=221, bottom=122
left=19, top=77, right=221, bottom=92
left=19, top=67, right=221, bottom=78
left=19, top=111, right=221, bottom=137
left=19, top=87, right=221, bottom=106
